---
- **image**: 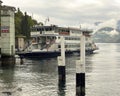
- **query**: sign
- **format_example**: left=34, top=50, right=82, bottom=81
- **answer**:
left=59, top=32, right=69, bottom=35
left=1, top=26, right=9, bottom=33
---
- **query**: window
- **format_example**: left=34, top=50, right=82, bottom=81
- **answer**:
left=58, top=45, right=61, bottom=48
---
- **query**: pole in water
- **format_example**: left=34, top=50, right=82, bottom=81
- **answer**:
left=20, top=56, right=24, bottom=65
left=57, top=36, right=66, bottom=85
left=76, top=32, right=85, bottom=96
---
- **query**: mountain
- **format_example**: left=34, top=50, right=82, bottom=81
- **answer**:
left=93, top=20, right=120, bottom=43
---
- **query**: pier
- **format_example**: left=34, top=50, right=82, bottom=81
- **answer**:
left=57, top=34, right=86, bottom=96
left=76, top=32, right=85, bottom=96
left=58, top=36, right=66, bottom=87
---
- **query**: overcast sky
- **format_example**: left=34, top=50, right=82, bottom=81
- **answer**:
left=2, top=0, right=120, bottom=28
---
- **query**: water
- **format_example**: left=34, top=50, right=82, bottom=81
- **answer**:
left=0, top=43, right=120, bottom=96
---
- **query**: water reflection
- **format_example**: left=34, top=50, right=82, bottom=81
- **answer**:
left=1, top=43, right=120, bottom=96
left=25, top=58, right=58, bottom=73
left=86, top=43, right=120, bottom=96
left=86, top=54, right=94, bottom=73
left=58, top=81, right=66, bottom=96
left=0, top=66, right=20, bottom=96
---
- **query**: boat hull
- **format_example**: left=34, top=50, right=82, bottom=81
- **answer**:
left=17, top=50, right=94, bottom=59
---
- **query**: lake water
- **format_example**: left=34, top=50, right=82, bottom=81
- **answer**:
left=0, top=43, right=120, bottom=96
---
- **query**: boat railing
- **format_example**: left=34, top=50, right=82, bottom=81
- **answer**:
left=41, top=39, right=55, bottom=50
left=22, top=41, right=33, bottom=52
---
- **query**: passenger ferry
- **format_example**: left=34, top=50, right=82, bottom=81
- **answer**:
left=17, top=25, right=98, bottom=58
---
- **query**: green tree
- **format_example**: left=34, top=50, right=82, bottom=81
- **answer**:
left=15, top=8, right=23, bottom=36
left=21, top=12, right=30, bottom=39
left=15, top=8, right=41, bottom=39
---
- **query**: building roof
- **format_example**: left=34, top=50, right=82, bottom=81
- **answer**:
left=1, top=5, right=16, bottom=11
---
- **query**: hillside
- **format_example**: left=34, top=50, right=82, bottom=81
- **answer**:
left=93, top=20, right=120, bottom=43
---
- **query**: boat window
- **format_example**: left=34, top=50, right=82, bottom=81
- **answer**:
left=54, top=37, right=57, bottom=39
left=46, top=28, right=48, bottom=31
left=65, top=37, right=68, bottom=40
left=65, top=45, right=67, bottom=48
left=31, top=28, right=37, bottom=31
left=37, top=28, right=39, bottom=31
left=86, top=37, right=88, bottom=40
left=50, top=27, right=52, bottom=31
left=32, top=37, right=37, bottom=43
left=58, top=45, right=61, bottom=48
left=39, top=28, right=42, bottom=31
left=40, top=31, right=42, bottom=34
left=55, top=28, right=59, bottom=33
left=41, top=28, right=44, bottom=31
left=33, top=44, right=38, bottom=49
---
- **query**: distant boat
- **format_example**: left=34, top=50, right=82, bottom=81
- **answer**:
left=17, top=25, right=98, bottom=58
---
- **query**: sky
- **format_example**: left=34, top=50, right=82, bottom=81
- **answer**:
left=2, top=0, right=120, bottom=28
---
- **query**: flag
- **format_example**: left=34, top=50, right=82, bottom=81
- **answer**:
left=47, top=17, right=49, bottom=22
left=44, top=17, right=50, bottom=25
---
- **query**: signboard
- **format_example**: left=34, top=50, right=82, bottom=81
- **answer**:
left=59, top=32, right=69, bottom=35
left=1, top=26, right=9, bottom=33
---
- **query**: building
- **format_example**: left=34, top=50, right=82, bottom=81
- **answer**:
left=15, top=36, right=26, bottom=51
left=0, top=1, right=16, bottom=57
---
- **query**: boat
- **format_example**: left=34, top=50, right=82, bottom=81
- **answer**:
left=17, top=25, right=98, bottom=58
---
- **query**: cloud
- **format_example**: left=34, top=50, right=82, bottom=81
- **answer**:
left=3, top=0, right=120, bottom=27
left=107, top=30, right=119, bottom=37
left=94, top=19, right=117, bottom=32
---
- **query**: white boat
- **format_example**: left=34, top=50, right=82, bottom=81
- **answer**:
left=17, top=25, right=98, bottom=58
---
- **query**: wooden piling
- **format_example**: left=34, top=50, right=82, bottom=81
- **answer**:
left=76, top=33, right=85, bottom=96
left=58, top=36, right=66, bottom=85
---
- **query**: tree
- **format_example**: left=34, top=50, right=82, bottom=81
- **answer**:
left=15, top=8, right=23, bottom=36
left=21, top=12, right=30, bottom=39
left=15, top=8, right=41, bottom=39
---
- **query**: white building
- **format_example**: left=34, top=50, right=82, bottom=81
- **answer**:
left=0, top=3, right=16, bottom=56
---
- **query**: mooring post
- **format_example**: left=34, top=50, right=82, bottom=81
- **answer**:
left=76, top=32, right=85, bottom=96
left=57, top=36, right=66, bottom=85
left=20, top=56, right=24, bottom=65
